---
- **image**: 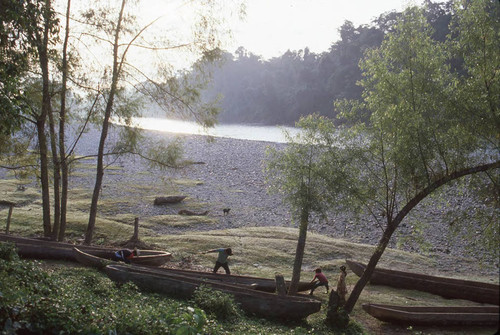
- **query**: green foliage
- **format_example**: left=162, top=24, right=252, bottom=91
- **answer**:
left=0, top=242, right=19, bottom=261
left=0, top=244, right=209, bottom=334
left=265, top=114, right=341, bottom=220
left=449, top=0, right=500, bottom=137
left=359, top=6, right=461, bottom=192
left=191, top=284, right=242, bottom=321
left=145, top=137, right=185, bottom=170
left=196, top=3, right=454, bottom=126
left=266, top=0, right=499, bottom=315
left=327, top=3, right=499, bottom=231
left=0, top=0, right=50, bottom=135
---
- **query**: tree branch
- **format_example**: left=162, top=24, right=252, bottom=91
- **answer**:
left=392, top=160, right=500, bottom=230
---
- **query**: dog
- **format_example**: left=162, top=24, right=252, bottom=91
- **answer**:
left=223, top=208, right=231, bottom=216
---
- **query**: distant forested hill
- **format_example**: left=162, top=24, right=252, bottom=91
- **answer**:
left=198, top=0, right=453, bottom=126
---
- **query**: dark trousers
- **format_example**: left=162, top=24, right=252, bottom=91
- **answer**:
left=112, top=251, right=130, bottom=264
left=310, top=281, right=329, bottom=295
left=213, top=261, right=230, bottom=274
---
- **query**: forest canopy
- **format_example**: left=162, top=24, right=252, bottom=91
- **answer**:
left=188, top=0, right=455, bottom=126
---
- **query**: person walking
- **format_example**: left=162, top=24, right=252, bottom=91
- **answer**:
left=202, top=248, right=233, bottom=274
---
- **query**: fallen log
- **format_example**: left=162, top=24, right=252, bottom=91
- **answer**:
left=154, top=196, right=186, bottom=205
left=178, top=209, right=209, bottom=216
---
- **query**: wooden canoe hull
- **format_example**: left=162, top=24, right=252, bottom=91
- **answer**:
left=141, top=267, right=315, bottom=293
left=73, top=246, right=313, bottom=293
left=347, top=260, right=499, bottom=305
left=0, top=233, right=171, bottom=266
left=73, top=247, right=114, bottom=269
left=362, top=303, right=500, bottom=326
left=105, top=264, right=321, bottom=320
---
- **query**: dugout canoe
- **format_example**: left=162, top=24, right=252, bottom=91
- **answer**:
left=362, top=303, right=499, bottom=327
left=148, top=266, right=315, bottom=293
left=73, top=247, right=313, bottom=292
left=0, top=233, right=171, bottom=266
left=104, top=264, right=322, bottom=320
left=73, top=247, right=172, bottom=267
left=346, top=260, right=499, bottom=305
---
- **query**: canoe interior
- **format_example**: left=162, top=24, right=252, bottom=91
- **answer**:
left=105, top=264, right=321, bottom=320
left=347, top=260, right=499, bottom=305
left=73, top=246, right=312, bottom=292
left=362, top=303, right=500, bottom=327
left=0, top=233, right=171, bottom=266
left=346, top=259, right=498, bottom=290
left=73, top=247, right=114, bottom=269
left=143, top=266, right=314, bottom=292
left=365, top=303, right=499, bottom=314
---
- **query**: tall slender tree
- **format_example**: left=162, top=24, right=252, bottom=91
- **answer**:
left=82, top=0, right=243, bottom=244
left=265, top=115, right=342, bottom=294
left=84, top=0, right=127, bottom=245
left=57, top=0, right=72, bottom=241
left=4, top=0, right=60, bottom=237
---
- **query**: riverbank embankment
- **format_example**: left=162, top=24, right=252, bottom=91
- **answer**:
left=61, top=125, right=500, bottom=277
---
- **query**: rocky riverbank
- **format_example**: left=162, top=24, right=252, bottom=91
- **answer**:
left=71, top=126, right=498, bottom=277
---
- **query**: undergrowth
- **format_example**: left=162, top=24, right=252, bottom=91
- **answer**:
left=0, top=243, right=364, bottom=334
left=191, top=285, right=242, bottom=320
left=0, top=243, right=208, bottom=334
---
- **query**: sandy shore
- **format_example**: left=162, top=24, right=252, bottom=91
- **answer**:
left=71, top=126, right=498, bottom=276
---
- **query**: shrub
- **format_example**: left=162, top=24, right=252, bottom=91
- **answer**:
left=191, top=284, right=242, bottom=321
left=0, top=243, right=210, bottom=334
left=0, top=242, right=19, bottom=261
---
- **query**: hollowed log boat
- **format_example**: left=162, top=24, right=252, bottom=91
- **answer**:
left=0, top=233, right=171, bottom=266
left=104, top=264, right=321, bottom=320
left=73, top=247, right=314, bottom=292
left=362, top=303, right=499, bottom=327
left=347, top=260, right=499, bottom=305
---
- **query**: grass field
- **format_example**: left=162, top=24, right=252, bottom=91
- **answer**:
left=0, top=168, right=498, bottom=334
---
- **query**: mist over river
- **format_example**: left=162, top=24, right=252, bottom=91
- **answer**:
left=124, top=117, right=300, bottom=143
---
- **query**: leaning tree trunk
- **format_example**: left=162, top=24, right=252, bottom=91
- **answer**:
left=84, top=0, right=126, bottom=245
left=343, top=161, right=500, bottom=313
left=344, top=222, right=397, bottom=313
left=288, top=208, right=309, bottom=294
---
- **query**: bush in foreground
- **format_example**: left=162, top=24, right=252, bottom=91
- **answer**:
left=0, top=243, right=207, bottom=334
left=191, top=284, right=242, bottom=321
left=0, top=243, right=364, bottom=334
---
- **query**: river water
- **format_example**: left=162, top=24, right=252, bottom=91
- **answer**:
left=126, top=117, right=299, bottom=143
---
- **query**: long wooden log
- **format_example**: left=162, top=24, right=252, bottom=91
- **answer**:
left=154, top=196, right=186, bottom=205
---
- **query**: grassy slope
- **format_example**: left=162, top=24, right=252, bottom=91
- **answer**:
left=0, top=166, right=498, bottom=335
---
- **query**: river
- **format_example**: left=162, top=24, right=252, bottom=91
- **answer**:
left=126, top=117, right=299, bottom=143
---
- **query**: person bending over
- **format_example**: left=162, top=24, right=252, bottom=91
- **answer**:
left=310, top=267, right=329, bottom=295
left=113, top=248, right=139, bottom=264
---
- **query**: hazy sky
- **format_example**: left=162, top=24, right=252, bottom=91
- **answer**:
left=229, top=0, right=423, bottom=59
left=135, top=0, right=441, bottom=67
left=71, top=0, right=443, bottom=73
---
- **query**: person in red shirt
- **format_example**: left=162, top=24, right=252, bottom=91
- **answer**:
left=309, top=268, right=329, bottom=295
